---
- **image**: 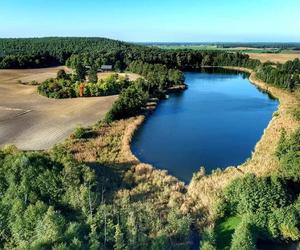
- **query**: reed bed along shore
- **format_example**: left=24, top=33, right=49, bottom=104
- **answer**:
left=112, top=66, right=300, bottom=224
left=66, top=67, right=299, bottom=226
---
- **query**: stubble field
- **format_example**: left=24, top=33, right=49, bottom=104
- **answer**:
left=0, top=66, right=117, bottom=150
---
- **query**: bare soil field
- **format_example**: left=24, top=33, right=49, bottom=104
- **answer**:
left=247, top=52, right=300, bottom=63
left=0, top=67, right=117, bottom=150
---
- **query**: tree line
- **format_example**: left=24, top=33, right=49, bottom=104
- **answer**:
left=127, top=61, right=184, bottom=93
left=256, top=59, right=300, bottom=91
left=0, top=37, right=259, bottom=71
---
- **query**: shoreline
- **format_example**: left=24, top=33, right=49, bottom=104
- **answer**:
left=187, top=66, right=299, bottom=220
left=120, top=66, right=300, bottom=220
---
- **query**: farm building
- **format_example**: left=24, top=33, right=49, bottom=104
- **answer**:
left=100, top=65, right=113, bottom=72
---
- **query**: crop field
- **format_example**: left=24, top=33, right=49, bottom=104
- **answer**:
left=0, top=67, right=117, bottom=150
left=247, top=52, right=300, bottom=63
left=150, top=44, right=281, bottom=53
left=150, top=43, right=300, bottom=63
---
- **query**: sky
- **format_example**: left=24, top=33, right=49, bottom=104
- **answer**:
left=0, top=0, right=299, bottom=42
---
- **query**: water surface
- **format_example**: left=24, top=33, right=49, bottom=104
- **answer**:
left=131, top=69, right=278, bottom=183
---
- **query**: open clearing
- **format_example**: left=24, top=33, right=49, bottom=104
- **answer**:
left=97, top=72, right=141, bottom=81
left=0, top=66, right=117, bottom=150
left=247, top=52, right=300, bottom=63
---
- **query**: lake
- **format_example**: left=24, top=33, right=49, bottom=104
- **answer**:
left=131, top=69, right=279, bottom=183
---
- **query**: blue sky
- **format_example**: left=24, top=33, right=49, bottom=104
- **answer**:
left=0, top=0, right=299, bottom=42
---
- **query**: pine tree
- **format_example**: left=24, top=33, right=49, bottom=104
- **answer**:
left=114, top=224, right=125, bottom=250
left=76, top=62, right=86, bottom=82
left=88, top=67, right=98, bottom=83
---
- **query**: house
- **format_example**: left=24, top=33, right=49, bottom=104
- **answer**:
left=100, top=65, right=113, bottom=72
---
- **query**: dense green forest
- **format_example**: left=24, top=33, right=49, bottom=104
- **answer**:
left=0, top=143, right=192, bottom=249
left=127, top=61, right=184, bottom=92
left=257, top=59, right=300, bottom=91
left=0, top=37, right=136, bottom=68
left=0, top=37, right=260, bottom=70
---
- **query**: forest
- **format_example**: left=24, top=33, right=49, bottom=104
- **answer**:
left=0, top=37, right=260, bottom=70
left=0, top=37, right=300, bottom=249
left=256, top=59, right=300, bottom=91
left=0, top=143, right=192, bottom=249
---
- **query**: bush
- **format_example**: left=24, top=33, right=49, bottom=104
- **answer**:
left=200, top=227, right=216, bottom=250
left=230, top=221, right=256, bottom=250
left=72, top=126, right=86, bottom=139
left=57, top=69, right=68, bottom=79
left=105, top=85, right=148, bottom=122
left=38, top=78, right=76, bottom=98
left=269, top=205, right=300, bottom=240
left=151, top=234, right=171, bottom=250
left=276, top=128, right=300, bottom=181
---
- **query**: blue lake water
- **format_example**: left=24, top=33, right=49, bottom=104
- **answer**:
left=131, top=69, right=279, bottom=183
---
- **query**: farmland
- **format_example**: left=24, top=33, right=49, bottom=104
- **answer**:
left=146, top=42, right=300, bottom=63
left=247, top=52, right=300, bottom=63
left=0, top=67, right=117, bottom=150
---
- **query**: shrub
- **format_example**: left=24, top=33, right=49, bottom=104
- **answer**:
left=57, top=69, right=68, bottom=79
left=72, top=126, right=86, bottom=139
left=200, top=227, right=216, bottom=250
left=38, top=78, right=77, bottom=98
left=105, top=85, right=148, bottom=122
left=230, top=221, right=256, bottom=250
left=151, top=234, right=171, bottom=250
left=276, top=128, right=300, bottom=181
left=269, top=205, right=300, bottom=240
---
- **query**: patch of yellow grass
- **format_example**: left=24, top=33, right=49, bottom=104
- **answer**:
left=97, top=72, right=142, bottom=81
left=67, top=116, right=187, bottom=212
left=247, top=53, right=300, bottom=63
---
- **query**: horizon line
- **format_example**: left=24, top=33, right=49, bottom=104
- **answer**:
left=0, top=36, right=299, bottom=44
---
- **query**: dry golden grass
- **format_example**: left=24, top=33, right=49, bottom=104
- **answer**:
left=0, top=66, right=71, bottom=85
left=247, top=53, right=300, bottom=63
left=97, top=72, right=142, bottom=81
left=68, top=116, right=187, bottom=212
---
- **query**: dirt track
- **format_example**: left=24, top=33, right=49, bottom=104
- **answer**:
left=0, top=67, right=117, bottom=150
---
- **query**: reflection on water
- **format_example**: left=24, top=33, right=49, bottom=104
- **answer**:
left=131, top=69, right=279, bottom=183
